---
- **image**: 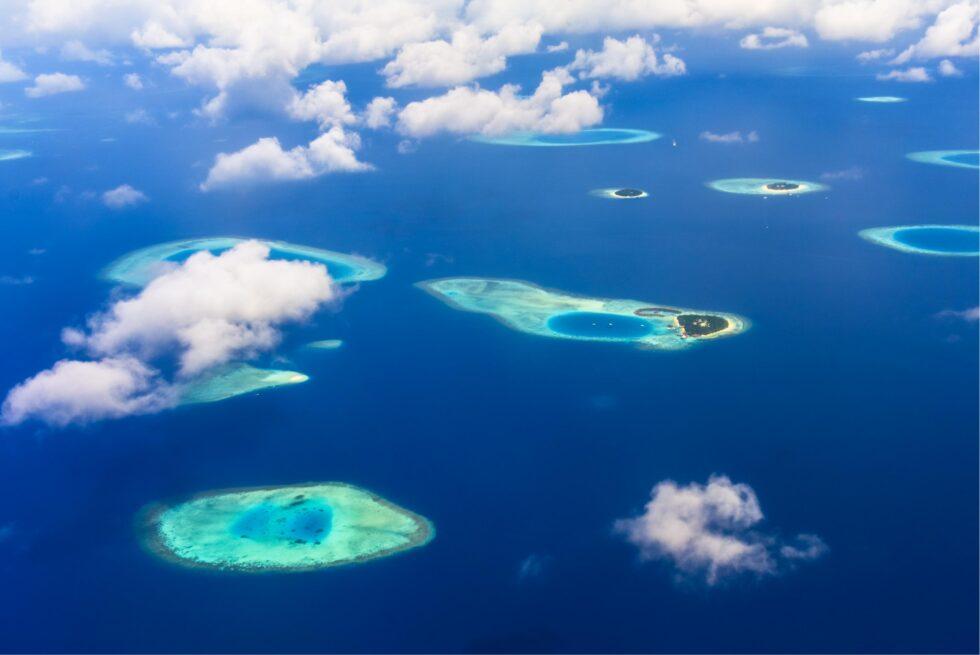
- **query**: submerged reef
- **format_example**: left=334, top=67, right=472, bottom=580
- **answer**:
left=907, top=150, right=980, bottom=170
left=178, top=364, right=309, bottom=405
left=856, top=96, right=907, bottom=103
left=707, top=178, right=827, bottom=195
left=859, top=225, right=979, bottom=256
left=141, top=482, right=433, bottom=572
left=471, top=128, right=661, bottom=147
left=590, top=187, right=649, bottom=199
left=0, top=149, right=31, bottom=161
left=305, top=339, right=344, bottom=350
left=102, top=237, right=387, bottom=287
left=417, top=277, right=746, bottom=350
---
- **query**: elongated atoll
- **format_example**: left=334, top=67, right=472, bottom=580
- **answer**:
left=859, top=225, right=979, bottom=256
left=417, top=277, right=747, bottom=350
left=0, top=149, right=31, bottom=161
left=856, top=96, right=907, bottom=103
left=707, top=178, right=828, bottom=195
left=471, top=128, right=661, bottom=147
left=178, top=364, right=309, bottom=405
left=590, top=187, right=649, bottom=199
left=305, top=339, right=344, bottom=350
left=102, top=237, right=387, bottom=287
left=140, top=482, right=433, bottom=572
left=907, top=150, right=980, bottom=170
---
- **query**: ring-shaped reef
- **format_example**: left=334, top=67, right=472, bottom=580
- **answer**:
left=178, top=364, right=309, bottom=405
left=102, top=237, right=387, bottom=287
left=417, top=277, right=747, bottom=350
left=907, top=150, right=980, bottom=170
left=140, top=482, right=433, bottom=572
left=707, top=178, right=828, bottom=196
left=471, top=128, right=661, bottom=147
left=590, top=187, right=649, bottom=199
left=859, top=225, right=980, bottom=256
left=856, top=96, right=907, bottom=103
left=0, top=149, right=31, bottom=161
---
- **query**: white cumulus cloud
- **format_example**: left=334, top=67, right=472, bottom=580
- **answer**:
left=363, top=96, right=397, bottom=128
left=0, top=51, right=28, bottom=83
left=892, top=2, right=979, bottom=62
left=61, top=39, right=113, bottom=65
left=938, top=58, right=963, bottom=76
left=615, top=475, right=826, bottom=585
left=124, top=72, right=143, bottom=89
left=200, top=127, right=371, bottom=191
left=700, top=130, right=759, bottom=144
left=567, top=35, right=686, bottom=81
left=102, top=184, right=148, bottom=209
left=877, top=66, right=933, bottom=82
left=740, top=27, right=809, bottom=50
left=396, top=67, right=602, bottom=137
left=287, top=79, right=357, bottom=128
left=25, top=72, right=85, bottom=98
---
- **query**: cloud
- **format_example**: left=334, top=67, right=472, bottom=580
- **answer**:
left=938, top=58, right=963, bottom=76
left=382, top=23, right=542, bottom=88
left=61, top=39, right=113, bottom=65
left=517, top=553, right=549, bottom=580
left=546, top=41, right=568, bottom=52
left=0, top=51, right=28, bottom=83
left=102, top=184, right=148, bottom=209
left=615, top=475, right=826, bottom=584
left=892, top=2, right=979, bottom=63
left=813, top=1, right=942, bottom=43
left=200, top=127, right=371, bottom=191
left=363, top=96, right=397, bottom=128
left=856, top=47, right=894, bottom=62
left=876, top=66, right=932, bottom=82
left=396, top=67, right=602, bottom=138
left=740, top=27, right=809, bottom=50
left=936, top=306, right=980, bottom=322
left=0, top=275, right=34, bottom=285
left=567, top=35, right=686, bottom=81
left=820, top=166, right=864, bottom=181
left=124, top=108, right=155, bottom=125
left=700, top=130, right=759, bottom=144
left=25, top=72, right=85, bottom=97
left=287, top=79, right=357, bottom=129
left=2, top=242, right=340, bottom=427
left=124, top=72, right=143, bottom=89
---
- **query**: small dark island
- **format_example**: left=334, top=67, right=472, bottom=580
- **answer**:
left=614, top=188, right=645, bottom=198
left=677, top=313, right=730, bottom=337
left=765, top=182, right=800, bottom=191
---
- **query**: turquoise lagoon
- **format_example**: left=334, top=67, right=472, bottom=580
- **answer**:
left=178, top=364, right=309, bottom=405
left=856, top=96, right=907, bottom=103
left=417, top=277, right=746, bottom=349
left=907, top=150, right=980, bottom=170
left=860, top=225, right=980, bottom=256
left=471, top=128, right=661, bottom=147
left=102, top=237, right=387, bottom=287
left=707, top=178, right=828, bottom=195
left=140, top=483, right=433, bottom=572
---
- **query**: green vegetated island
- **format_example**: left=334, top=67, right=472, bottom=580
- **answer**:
left=140, top=482, right=433, bottom=572
left=417, top=277, right=747, bottom=349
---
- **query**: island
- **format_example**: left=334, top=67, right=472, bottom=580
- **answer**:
left=591, top=187, right=649, bottom=199
left=416, top=277, right=747, bottom=350
left=101, top=237, right=387, bottom=287
left=304, top=339, right=344, bottom=350
left=906, top=150, right=980, bottom=170
left=139, top=482, right=433, bottom=572
left=708, top=178, right=827, bottom=195
left=471, top=128, right=661, bottom=147
left=859, top=225, right=979, bottom=256
left=178, top=364, right=309, bottom=405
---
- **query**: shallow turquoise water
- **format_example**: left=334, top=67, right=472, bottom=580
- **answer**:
left=473, top=128, right=661, bottom=147
left=944, top=153, right=980, bottom=167
left=165, top=247, right=357, bottom=280
left=230, top=499, right=333, bottom=544
left=892, top=227, right=980, bottom=253
left=547, top=312, right=654, bottom=340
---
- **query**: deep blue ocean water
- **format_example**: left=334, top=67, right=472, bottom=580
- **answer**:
left=892, top=227, right=979, bottom=253
left=0, top=65, right=977, bottom=653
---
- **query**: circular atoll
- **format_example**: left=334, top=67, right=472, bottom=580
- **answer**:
left=0, top=149, right=31, bottom=162
left=102, top=237, right=387, bottom=287
left=707, top=178, right=828, bottom=196
left=859, top=225, right=979, bottom=256
left=471, top=128, right=661, bottom=147
left=906, top=150, right=979, bottom=170
left=140, top=482, right=433, bottom=572
left=590, top=187, right=649, bottom=199
left=856, top=96, right=907, bottom=103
